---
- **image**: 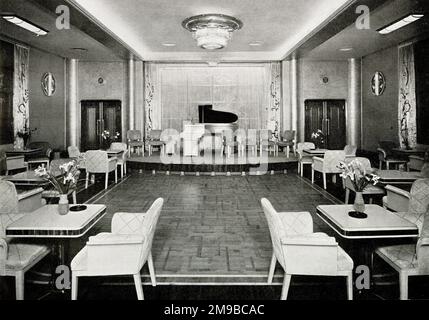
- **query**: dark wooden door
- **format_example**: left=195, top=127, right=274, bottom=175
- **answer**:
left=305, top=99, right=346, bottom=150
left=326, top=100, right=346, bottom=150
left=81, top=100, right=122, bottom=151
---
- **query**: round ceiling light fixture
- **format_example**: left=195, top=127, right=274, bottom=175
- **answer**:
left=182, top=14, right=243, bottom=50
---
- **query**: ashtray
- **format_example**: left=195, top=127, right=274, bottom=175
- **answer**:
left=70, top=205, right=87, bottom=212
left=348, top=211, right=368, bottom=219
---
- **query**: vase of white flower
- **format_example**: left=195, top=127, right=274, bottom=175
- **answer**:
left=58, top=194, right=69, bottom=215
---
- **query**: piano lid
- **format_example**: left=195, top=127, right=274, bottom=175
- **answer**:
left=199, top=105, right=238, bottom=124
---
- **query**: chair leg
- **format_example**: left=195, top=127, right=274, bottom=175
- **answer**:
left=280, top=274, right=292, bottom=300
left=115, top=168, right=118, bottom=184
left=345, top=189, right=350, bottom=204
left=379, top=160, right=382, bottom=169
left=311, top=168, right=315, bottom=184
left=121, top=165, right=124, bottom=179
left=268, top=253, right=276, bottom=284
left=286, top=146, right=290, bottom=158
left=399, top=272, right=408, bottom=300
left=387, top=162, right=390, bottom=170
left=105, top=172, right=109, bottom=190
left=15, top=271, right=24, bottom=300
left=347, top=274, right=353, bottom=300
left=85, top=172, right=89, bottom=189
left=72, top=191, right=77, bottom=204
left=148, top=252, right=157, bottom=287
left=323, top=173, right=327, bottom=190
left=133, top=273, right=144, bottom=300
left=71, top=274, right=78, bottom=300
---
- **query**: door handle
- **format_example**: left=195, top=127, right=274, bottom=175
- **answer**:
left=96, top=120, right=101, bottom=135
left=326, top=119, right=330, bottom=136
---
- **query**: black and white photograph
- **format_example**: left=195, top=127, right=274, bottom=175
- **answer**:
left=0, top=0, right=429, bottom=307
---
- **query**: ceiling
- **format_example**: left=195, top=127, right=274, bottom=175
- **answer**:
left=0, top=0, right=123, bottom=61
left=305, top=0, right=429, bottom=60
left=67, top=0, right=354, bottom=61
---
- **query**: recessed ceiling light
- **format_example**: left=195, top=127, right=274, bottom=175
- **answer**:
left=162, top=42, right=176, bottom=47
left=339, top=47, right=353, bottom=52
left=378, top=14, right=424, bottom=35
left=71, top=47, right=88, bottom=52
left=249, top=41, right=263, bottom=47
left=1, top=14, right=48, bottom=36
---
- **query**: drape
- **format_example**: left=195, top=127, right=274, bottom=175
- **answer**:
left=144, top=63, right=279, bottom=135
left=13, top=45, right=30, bottom=149
left=398, top=44, right=417, bottom=149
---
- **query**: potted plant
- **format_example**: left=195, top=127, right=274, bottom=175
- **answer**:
left=311, top=129, right=325, bottom=149
left=338, top=160, right=380, bottom=219
left=16, top=123, right=37, bottom=149
left=35, top=160, right=81, bottom=215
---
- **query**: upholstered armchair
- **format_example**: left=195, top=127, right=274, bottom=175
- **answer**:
left=375, top=179, right=429, bottom=299
left=223, top=130, right=236, bottom=158
left=344, top=145, right=357, bottom=158
left=127, top=130, right=144, bottom=156
left=5, top=155, right=27, bottom=175
left=277, top=130, right=296, bottom=158
left=260, top=130, right=278, bottom=156
left=312, top=150, right=345, bottom=190
left=41, top=159, right=80, bottom=204
left=160, top=129, right=180, bottom=155
left=199, top=134, right=223, bottom=155
left=296, top=142, right=315, bottom=177
left=377, top=147, right=407, bottom=170
left=84, top=150, right=117, bottom=190
left=71, top=198, right=164, bottom=300
left=148, top=130, right=165, bottom=156
left=246, top=130, right=258, bottom=157
left=261, top=198, right=353, bottom=300
left=344, top=157, right=385, bottom=204
left=110, top=142, right=129, bottom=178
left=0, top=180, right=50, bottom=300
left=26, top=142, right=52, bottom=170
left=236, top=129, right=247, bottom=158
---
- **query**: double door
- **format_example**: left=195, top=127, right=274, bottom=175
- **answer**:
left=81, top=100, right=122, bottom=151
left=304, top=100, right=346, bottom=150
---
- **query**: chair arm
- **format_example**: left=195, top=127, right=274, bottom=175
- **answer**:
left=88, top=233, right=144, bottom=246
left=0, top=238, right=8, bottom=275
left=417, top=237, right=429, bottom=272
left=313, top=157, right=324, bottom=163
left=281, top=234, right=336, bottom=247
left=377, top=148, right=387, bottom=160
left=312, top=157, right=324, bottom=171
left=385, top=185, right=411, bottom=199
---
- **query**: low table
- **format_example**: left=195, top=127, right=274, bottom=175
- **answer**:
left=303, top=149, right=327, bottom=157
left=316, top=205, right=418, bottom=239
left=5, top=148, right=43, bottom=160
left=375, top=170, right=423, bottom=186
left=5, top=171, right=50, bottom=186
left=107, top=149, right=124, bottom=157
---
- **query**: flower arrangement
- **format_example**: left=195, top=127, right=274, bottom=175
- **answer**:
left=311, top=129, right=325, bottom=148
left=101, top=130, right=120, bottom=149
left=34, top=160, right=80, bottom=195
left=338, top=160, right=380, bottom=192
left=16, top=122, right=37, bottom=147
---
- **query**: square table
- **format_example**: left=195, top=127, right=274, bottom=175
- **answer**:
left=303, top=149, right=328, bottom=157
left=316, top=204, right=418, bottom=239
left=375, top=170, right=423, bottom=186
left=5, top=148, right=43, bottom=160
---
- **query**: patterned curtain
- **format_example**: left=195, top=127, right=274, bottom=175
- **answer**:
left=144, top=62, right=161, bottom=146
left=13, top=45, right=30, bottom=149
left=398, top=44, right=417, bottom=149
left=267, top=62, right=282, bottom=139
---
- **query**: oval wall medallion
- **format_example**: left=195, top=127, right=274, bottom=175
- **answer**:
left=41, top=72, right=56, bottom=96
left=371, top=71, right=386, bottom=96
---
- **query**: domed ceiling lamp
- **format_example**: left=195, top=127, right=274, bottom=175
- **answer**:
left=182, top=14, right=243, bottom=50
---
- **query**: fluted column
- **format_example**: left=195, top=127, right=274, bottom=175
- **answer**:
left=128, top=56, right=135, bottom=130
left=347, top=58, right=362, bottom=147
left=66, top=58, right=78, bottom=147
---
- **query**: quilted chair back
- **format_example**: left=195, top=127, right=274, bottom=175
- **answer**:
left=160, top=129, right=180, bottom=143
left=261, top=198, right=314, bottom=272
left=110, top=142, right=128, bottom=151
left=283, top=130, right=295, bottom=142
left=127, top=130, right=142, bottom=142
left=421, top=163, right=429, bottom=178
left=348, top=157, right=372, bottom=171
left=0, top=180, right=19, bottom=239
left=297, top=142, right=315, bottom=159
left=246, top=130, right=258, bottom=146
left=149, top=130, right=162, bottom=141
left=344, top=145, right=357, bottom=157
left=68, top=146, right=81, bottom=158
left=235, top=129, right=246, bottom=145
left=379, top=140, right=396, bottom=156
left=323, top=151, right=346, bottom=173
left=408, top=179, right=429, bottom=233
left=85, top=150, right=109, bottom=173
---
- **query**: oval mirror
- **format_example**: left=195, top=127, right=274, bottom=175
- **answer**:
left=371, top=71, right=386, bottom=96
left=41, top=72, right=56, bottom=97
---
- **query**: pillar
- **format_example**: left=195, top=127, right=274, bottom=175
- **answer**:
left=66, top=58, right=78, bottom=147
left=347, top=58, right=362, bottom=148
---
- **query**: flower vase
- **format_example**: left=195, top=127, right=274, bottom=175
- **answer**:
left=349, top=192, right=367, bottom=219
left=58, top=194, right=69, bottom=215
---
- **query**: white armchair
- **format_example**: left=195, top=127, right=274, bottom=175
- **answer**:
left=0, top=180, right=50, bottom=300
left=71, top=198, right=164, bottom=300
left=110, top=142, right=129, bottom=178
left=375, top=179, right=429, bottom=299
left=84, top=150, right=117, bottom=190
left=382, top=185, right=411, bottom=212
left=261, top=198, right=353, bottom=300
left=312, top=150, right=345, bottom=190
left=296, top=142, right=315, bottom=177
